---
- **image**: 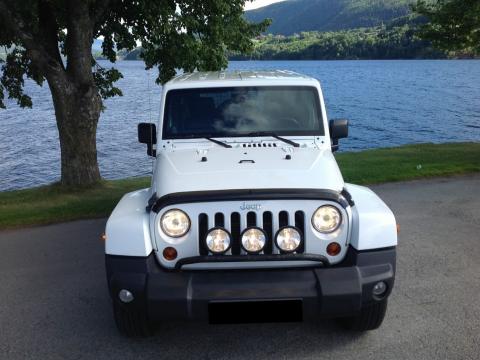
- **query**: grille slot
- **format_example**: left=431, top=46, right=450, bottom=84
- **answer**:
left=231, top=212, right=241, bottom=255
left=198, top=213, right=209, bottom=255
left=214, top=213, right=224, bottom=227
left=263, top=212, right=273, bottom=254
left=295, top=210, right=306, bottom=253
left=247, top=212, right=256, bottom=227
left=279, top=211, right=289, bottom=228
left=198, top=210, right=305, bottom=256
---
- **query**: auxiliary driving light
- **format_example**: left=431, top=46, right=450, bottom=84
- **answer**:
left=206, top=228, right=231, bottom=254
left=312, top=205, right=342, bottom=233
left=241, top=227, right=266, bottom=253
left=275, top=227, right=302, bottom=253
left=160, top=209, right=191, bottom=237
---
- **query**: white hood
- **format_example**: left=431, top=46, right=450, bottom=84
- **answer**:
left=153, top=146, right=344, bottom=197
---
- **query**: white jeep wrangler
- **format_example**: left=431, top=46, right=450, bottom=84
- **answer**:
left=105, top=70, right=397, bottom=337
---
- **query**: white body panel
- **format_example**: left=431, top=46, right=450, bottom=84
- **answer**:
left=154, top=146, right=344, bottom=196
left=105, top=70, right=398, bottom=263
left=346, top=183, right=398, bottom=250
left=105, top=188, right=153, bottom=257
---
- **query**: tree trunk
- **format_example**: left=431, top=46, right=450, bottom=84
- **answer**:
left=48, top=77, right=102, bottom=187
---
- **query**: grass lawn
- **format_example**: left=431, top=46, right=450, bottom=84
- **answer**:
left=1, top=142, right=479, bottom=230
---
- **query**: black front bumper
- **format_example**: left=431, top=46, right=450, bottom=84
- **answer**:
left=106, top=246, right=396, bottom=322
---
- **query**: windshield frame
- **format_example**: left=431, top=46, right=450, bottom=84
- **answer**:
left=161, top=85, right=325, bottom=140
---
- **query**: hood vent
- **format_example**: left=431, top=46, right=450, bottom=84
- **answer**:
left=238, top=142, right=278, bottom=148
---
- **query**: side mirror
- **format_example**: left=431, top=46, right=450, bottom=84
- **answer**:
left=329, top=119, right=348, bottom=152
left=138, top=123, right=157, bottom=157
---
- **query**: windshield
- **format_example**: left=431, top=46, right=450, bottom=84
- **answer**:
left=162, top=86, right=324, bottom=139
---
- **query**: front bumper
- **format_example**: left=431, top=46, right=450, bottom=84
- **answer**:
left=106, top=246, right=395, bottom=322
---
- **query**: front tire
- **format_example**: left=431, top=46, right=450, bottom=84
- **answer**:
left=341, top=300, right=388, bottom=331
left=113, top=302, right=153, bottom=337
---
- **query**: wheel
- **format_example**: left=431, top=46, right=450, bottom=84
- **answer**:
left=340, top=300, right=388, bottom=331
left=113, top=301, right=153, bottom=337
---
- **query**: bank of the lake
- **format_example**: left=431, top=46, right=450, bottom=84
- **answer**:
left=1, top=142, right=479, bottom=230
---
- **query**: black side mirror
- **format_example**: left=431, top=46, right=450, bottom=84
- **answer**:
left=138, top=123, right=157, bottom=157
left=329, top=119, right=348, bottom=152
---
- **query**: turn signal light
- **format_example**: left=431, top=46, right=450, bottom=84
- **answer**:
left=326, top=242, right=341, bottom=256
left=163, top=247, right=178, bottom=261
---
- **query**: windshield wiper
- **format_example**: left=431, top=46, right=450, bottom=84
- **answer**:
left=205, top=137, right=232, bottom=148
left=244, top=132, right=300, bottom=148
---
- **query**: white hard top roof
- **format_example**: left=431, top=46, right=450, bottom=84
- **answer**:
left=167, top=70, right=316, bottom=84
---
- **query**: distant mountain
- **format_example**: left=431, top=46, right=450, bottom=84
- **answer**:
left=245, top=0, right=417, bottom=35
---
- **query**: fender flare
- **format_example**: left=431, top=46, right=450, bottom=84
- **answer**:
left=105, top=188, right=154, bottom=257
left=346, top=183, right=398, bottom=250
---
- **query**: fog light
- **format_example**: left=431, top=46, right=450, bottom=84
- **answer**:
left=206, top=228, right=231, bottom=254
left=275, top=226, right=302, bottom=253
left=326, top=242, right=341, bottom=256
left=241, top=227, right=266, bottom=253
left=373, top=281, right=387, bottom=297
left=118, top=289, right=134, bottom=303
left=163, top=246, right=178, bottom=261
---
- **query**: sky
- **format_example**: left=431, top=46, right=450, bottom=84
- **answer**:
left=244, top=0, right=286, bottom=11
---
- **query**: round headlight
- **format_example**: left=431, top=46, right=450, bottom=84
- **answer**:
left=275, top=227, right=302, bottom=253
left=206, top=228, right=231, bottom=254
left=312, top=205, right=342, bottom=233
left=160, top=209, right=190, bottom=237
left=241, top=227, right=266, bottom=253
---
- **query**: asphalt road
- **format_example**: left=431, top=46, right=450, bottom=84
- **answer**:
left=1, top=175, right=479, bottom=360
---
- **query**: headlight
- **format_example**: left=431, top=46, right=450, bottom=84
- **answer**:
left=312, top=205, right=342, bottom=233
left=241, top=227, right=266, bottom=253
left=160, top=209, right=190, bottom=237
left=206, top=228, right=231, bottom=254
left=275, top=226, right=302, bottom=253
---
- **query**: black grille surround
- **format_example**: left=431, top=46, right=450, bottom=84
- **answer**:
left=199, top=210, right=306, bottom=256
left=149, top=188, right=354, bottom=213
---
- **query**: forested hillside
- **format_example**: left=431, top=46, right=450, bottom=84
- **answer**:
left=230, top=22, right=446, bottom=60
left=245, top=0, right=417, bottom=35
left=109, top=0, right=457, bottom=61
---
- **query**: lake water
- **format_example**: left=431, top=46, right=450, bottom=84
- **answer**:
left=1, top=60, right=479, bottom=191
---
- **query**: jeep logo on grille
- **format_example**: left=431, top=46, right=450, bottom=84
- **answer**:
left=240, top=202, right=262, bottom=211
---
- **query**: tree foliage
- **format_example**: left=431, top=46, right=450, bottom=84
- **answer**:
left=414, top=0, right=480, bottom=54
left=0, top=0, right=269, bottom=186
left=0, top=0, right=270, bottom=109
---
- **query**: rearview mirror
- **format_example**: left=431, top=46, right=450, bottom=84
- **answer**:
left=138, top=123, right=157, bottom=157
left=329, top=119, right=348, bottom=152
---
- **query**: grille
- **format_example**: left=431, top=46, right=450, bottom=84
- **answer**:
left=198, top=210, right=306, bottom=256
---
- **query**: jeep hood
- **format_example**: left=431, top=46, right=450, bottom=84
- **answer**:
left=153, top=147, right=344, bottom=197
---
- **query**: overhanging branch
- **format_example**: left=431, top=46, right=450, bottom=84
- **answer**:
left=0, top=1, right=57, bottom=73
left=92, top=0, right=114, bottom=34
